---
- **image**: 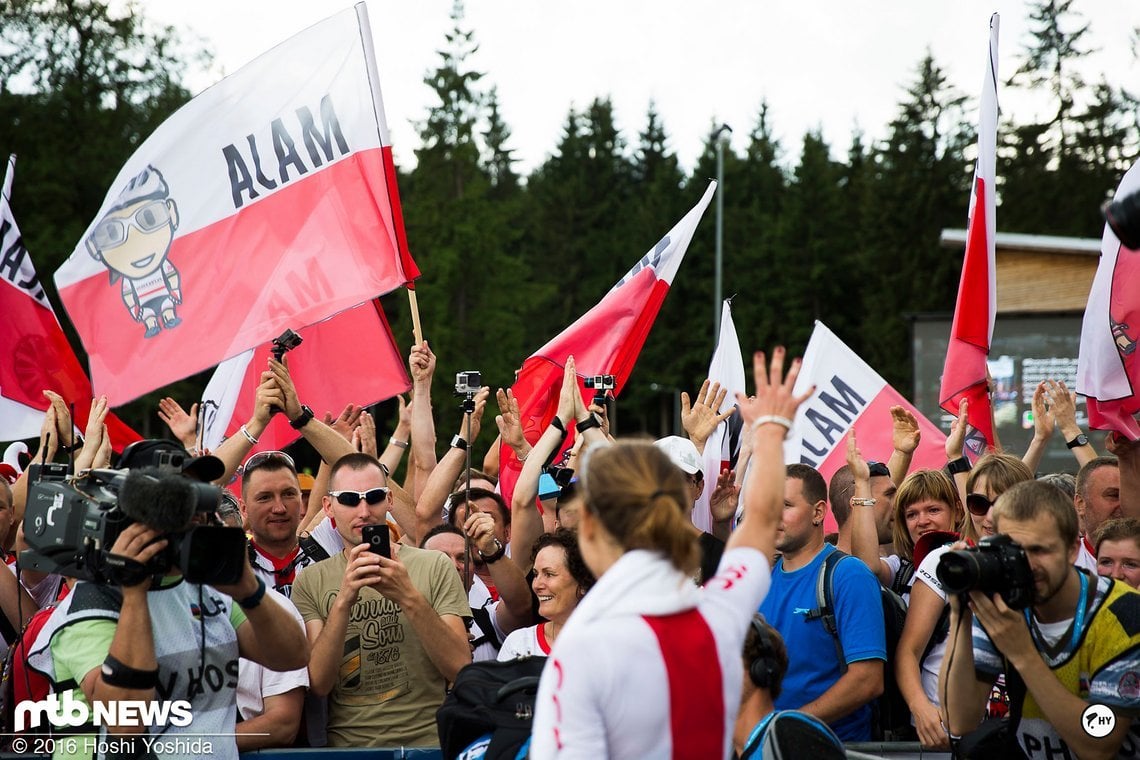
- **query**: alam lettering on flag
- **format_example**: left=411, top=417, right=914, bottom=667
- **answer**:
left=54, top=4, right=418, bottom=404
left=789, top=322, right=947, bottom=533
left=940, top=13, right=999, bottom=452
left=693, top=300, right=745, bottom=533
left=1078, top=158, right=1140, bottom=439
left=499, top=183, right=717, bottom=507
left=0, top=155, right=140, bottom=449
left=200, top=300, right=410, bottom=455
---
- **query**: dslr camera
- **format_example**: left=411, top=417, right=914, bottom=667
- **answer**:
left=936, top=534, right=1035, bottom=609
left=455, top=370, right=482, bottom=396
left=21, top=443, right=246, bottom=587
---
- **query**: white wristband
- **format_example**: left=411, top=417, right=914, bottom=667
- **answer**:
left=239, top=425, right=259, bottom=445
left=751, top=415, right=794, bottom=434
left=389, top=437, right=409, bottom=450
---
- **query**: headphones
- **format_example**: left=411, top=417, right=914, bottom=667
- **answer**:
left=748, top=615, right=780, bottom=690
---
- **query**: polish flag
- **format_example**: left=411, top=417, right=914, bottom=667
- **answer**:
left=1077, top=158, right=1140, bottom=439
left=790, top=322, right=948, bottom=534
left=498, top=183, right=717, bottom=506
left=939, top=13, right=999, bottom=452
left=53, top=4, right=418, bottom=404
left=693, top=300, right=746, bottom=533
left=199, top=300, right=410, bottom=454
left=0, top=155, right=140, bottom=449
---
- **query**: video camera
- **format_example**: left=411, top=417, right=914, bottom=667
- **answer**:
left=936, top=534, right=1035, bottom=609
left=20, top=443, right=247, bottom=587
left=271, top=328, right=303, bottom=362
left=583, top=374, right=615, bottom=408
left=455, top=371, right=482, bottom=397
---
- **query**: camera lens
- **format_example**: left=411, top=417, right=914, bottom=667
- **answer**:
left=936, top=550, right=981, bottom=594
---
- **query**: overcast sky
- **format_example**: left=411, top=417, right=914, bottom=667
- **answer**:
left=141, top=1, right=1139, bottom=175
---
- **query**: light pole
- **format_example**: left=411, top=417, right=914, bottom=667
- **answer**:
left=713, top=123, right=732, bottom=344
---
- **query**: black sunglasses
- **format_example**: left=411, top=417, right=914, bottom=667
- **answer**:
left=966, top=493, right=994, bottom=517
left=328, top=488, right=390, bottom=507
left=867, top=461, right=891, bottom=478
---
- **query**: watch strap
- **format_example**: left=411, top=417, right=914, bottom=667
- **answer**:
left=947, top=456, right=972, bottom=475
left=289, top=405, right=314, bottom=430
left=1066, top=433, right=1089, bottom=450
left=576, top=413, right=602, bottom=434
left=450, top=435, right=469, bottom=451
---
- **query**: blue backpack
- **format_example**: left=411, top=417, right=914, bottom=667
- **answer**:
left=740, top=710, right=845, bottom=760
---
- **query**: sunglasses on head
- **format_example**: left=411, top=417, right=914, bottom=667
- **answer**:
left=868, top=461, right=891, bottom=478
left=966, top=493, right=994, bottom=517
left=240, top=450, right=296, bottom=478
left=328, top=488, right=390, bottom=507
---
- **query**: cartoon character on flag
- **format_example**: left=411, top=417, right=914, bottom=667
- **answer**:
left=85, top=165, right=182, bottom=338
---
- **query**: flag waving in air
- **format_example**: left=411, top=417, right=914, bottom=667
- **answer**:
left=498, top=182, right=717, bottom=506
left=0, top=155, right=140, bottom=449
left=199, top=300, right=410, bottom=455
left=54, top=4, right=418, bottom=403
left=940, top=13, right=999, bottom=453
left=790, top=322, right=948, bottom=533
left=1078, top=158, right=1140, bottom=439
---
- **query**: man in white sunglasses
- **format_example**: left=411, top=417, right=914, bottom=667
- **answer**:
left=292, top=452, right=470, bottom=748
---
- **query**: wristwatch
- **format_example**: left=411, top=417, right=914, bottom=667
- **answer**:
left=450, top=435, right=469, bottom=451
left=478, top=538, right=506, bottom=564
left=1066, top=433, right=1090, bottom=449
left=947, top=456, right=972, bottom=475
left=289, top=405, right=314, bottom=430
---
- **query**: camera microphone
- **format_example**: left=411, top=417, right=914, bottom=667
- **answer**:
left=119, top=468, right=196, bottom=534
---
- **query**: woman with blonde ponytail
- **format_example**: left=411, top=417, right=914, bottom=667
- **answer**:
left=530, top=349, right=814, bottom=760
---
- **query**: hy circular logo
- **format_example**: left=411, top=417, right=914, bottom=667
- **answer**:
left=1081, top=703, right=1116, bottom=738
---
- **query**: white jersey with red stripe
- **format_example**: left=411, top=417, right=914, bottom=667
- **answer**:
left=531, top=546, right=770, bottom=760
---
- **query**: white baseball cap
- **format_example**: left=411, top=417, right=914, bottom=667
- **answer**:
left=654, top=436, right=702, bottom=475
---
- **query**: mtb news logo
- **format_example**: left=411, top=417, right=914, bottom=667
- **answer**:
left=15, top=691, right=193, bottom=732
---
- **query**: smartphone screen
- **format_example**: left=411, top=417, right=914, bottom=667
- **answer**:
left=361, top=523, right=391, bottom=558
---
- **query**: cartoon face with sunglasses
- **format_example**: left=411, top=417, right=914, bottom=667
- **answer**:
left=86, top=165, right=183, bottom=339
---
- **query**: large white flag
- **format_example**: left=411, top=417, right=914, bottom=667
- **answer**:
left=693, top=300, right=745, bottom=533
left=54, top=4, right=418, bottom=403
left=789, top=322, right=948, bottom=533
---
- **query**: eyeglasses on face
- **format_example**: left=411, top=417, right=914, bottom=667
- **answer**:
left=966, top=493, right=994, bottom=517
left=328, top=488, right=390, bottom=507
left=241, top=450, right=296, bottom=478
left=91, top=200, right=172, bottom=249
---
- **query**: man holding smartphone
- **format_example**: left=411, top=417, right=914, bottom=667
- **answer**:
left=292, top=452, right=471, bottom=748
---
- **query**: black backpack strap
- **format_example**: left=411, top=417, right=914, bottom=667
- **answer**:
left=890, top=558, right=915, bottom=595
left=298, top=533, right=330, bottom=562
left=805, top=550, right=848, bottom=675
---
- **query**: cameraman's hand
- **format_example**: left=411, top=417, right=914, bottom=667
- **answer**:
left=108, top=523, right=168, bottom=594
left=251, top=372, right=284, bottom=428
left=588, top=398, right=612, bottom=439
left=967, top=590, right=1034, bottom=665
left=464, top=509, right=498, bottom=557
left=462, top=387, right=491, bottom=442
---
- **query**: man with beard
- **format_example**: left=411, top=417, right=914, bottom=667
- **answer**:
left=942, top=480, right=1140, bottom=757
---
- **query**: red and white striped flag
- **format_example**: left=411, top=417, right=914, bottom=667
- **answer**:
left=53, top=4, right=418, bottom=403
left=0, top=155, right=140, bottom=449
left=693, top=300, right=745, bottom=533
left=498, top=183, right=717, bottom=506
left=1078, top=159, right=1140, bottom=439
left=790, top=322, right=948, bottom=534
left=200, top=300, right=410, bottom=454
left=940, top=13, right=999, bottom=452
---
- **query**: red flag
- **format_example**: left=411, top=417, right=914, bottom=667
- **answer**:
left=0, top=155, right=140, bottom=450
left=53, top=5, right=418, bottom=404
left=498, top=183, right=717, bottom=506
left=200, top=300, right=410, bottom=454
left=940, top=14, right=999, bottom=452
left=1078, top=159, right=1140, bottom=439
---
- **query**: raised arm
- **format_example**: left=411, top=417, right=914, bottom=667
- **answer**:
left=157, top=397, right=199, bottom=452
left=681, top=379, right=734, bottom=455
left=212, top=373, right=280, bottom=484
left=731, top=348, right=813, bottom=558
left=945, top=399, right=970, bottom=511
left=378, top=394, right=412, bottom=477
left=269, top=358, right=354, bottom=464
left=887, top=405, right=920, bottom=486
left=414, top=387, right=490, bottom=538
left=465, top=509, right=532, bottom=634
left=847, top=432, right=893, bottom=585
left=1048, top=380, right=1097, bottom=467
left=1022, top=381, right=1055, bottom=474
left=408, top=341, right=439, bottom=502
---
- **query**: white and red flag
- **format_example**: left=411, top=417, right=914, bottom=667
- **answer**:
left=693, top=299, right=746, bottom=533
left=53, top=4, right=418, bottom=403
left=199, top=300, right=410, bottom=454
left=1078, top=159, right=1140, bottom=439
left=0, top=155, right=140, bottom=449
left=790, top=322, right=948, bottom=533
left=498, top=182, right=717, bottom=506
left=939, top=13, right=999, bottom=453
